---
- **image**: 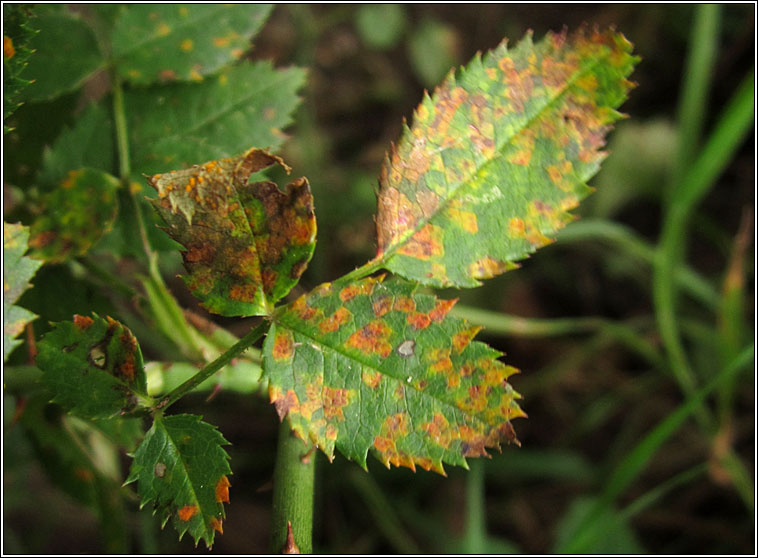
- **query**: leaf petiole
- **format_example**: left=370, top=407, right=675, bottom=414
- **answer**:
left=154, top=320, right=270, bottom=413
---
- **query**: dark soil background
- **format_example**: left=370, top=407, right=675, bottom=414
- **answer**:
left=4, top=4, right=754, bottom=554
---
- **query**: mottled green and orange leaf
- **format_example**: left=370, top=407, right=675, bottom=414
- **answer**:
left=3, top=222, right=42, bottom=362
left=374, top=27, right=638, bottom=287
left=148, top=147, right=316, bottom=317
left=36, top=314, right=149, bottom=419
left=263, top=276, right=524, bottom=473
left=28, top=168, right=120, bottom=263
left=126, top=414, right=231, bottom=548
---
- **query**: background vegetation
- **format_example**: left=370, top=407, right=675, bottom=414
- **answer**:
left=4, top=4, right=754, bottom=553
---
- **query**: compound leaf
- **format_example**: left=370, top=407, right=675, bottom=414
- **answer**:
left=148, top=148, right=316, bottom=317
left=3, top=222, right=42, bottom=361
left=112, top=4, right=272, bottom=85
left=36, top=314, right=149, bottom=419
left=263, top=276, right=525, bottom=474
left=21, top=10, right=104, bottom=102
left=375, top=27, right=638, bottom=287
left=28, top=167, right=120, bottom=263
left=125, top=413, right=232, bottom=548
left=127, top=61, right=306, bottom=176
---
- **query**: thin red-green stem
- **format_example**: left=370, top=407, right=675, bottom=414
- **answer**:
left=154, top=320, right=269, bottom=413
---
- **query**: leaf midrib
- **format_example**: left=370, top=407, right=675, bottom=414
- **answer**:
left=380, top=41, right=615, bottom=266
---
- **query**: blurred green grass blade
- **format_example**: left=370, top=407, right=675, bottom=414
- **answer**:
left=619, top=463, right=707, bottom=521
left=603, top=343, right=752, bottom=506
left=717, top=209, right=752, bottom=422
left=560, top=343, right=753, bottom=553
left=654, top=71, right=754, bottom=399
left=559, top=219, right=719, bottom=309
left=671, top=4, right=721, bottom=194
left=451, top=304, right=663, bottom=372
left=347, top=469, right=421, bottom=554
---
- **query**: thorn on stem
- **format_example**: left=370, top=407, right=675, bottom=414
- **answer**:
left=281, top=521, right=301, bottom=554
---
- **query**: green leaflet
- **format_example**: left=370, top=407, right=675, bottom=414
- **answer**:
left=21, top=11, right=104, bottom=102
left=148, top=148, right=317, bottom=317
left=28, top=167, right=120, bottom=263
left=3, top=222, right=42, bottom=361
left=112, top=4, right=272, bottom=85
left=39, top=103, right=114, bottom=186
left=375, top=28, right=639, bottom=287
left=126, top=61, right=306, bottom=176
left=36, top=314, right=149, bottom=419
left=263, top=276, right=525, bottom=474
left=125, top=414, right=232, bottom=548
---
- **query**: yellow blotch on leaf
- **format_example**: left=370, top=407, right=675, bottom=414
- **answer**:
left=180, top=39, right=194, bottom=52
left=156, top=23, right=171, bottom=37
left=447, top=208, right=478, bottom=234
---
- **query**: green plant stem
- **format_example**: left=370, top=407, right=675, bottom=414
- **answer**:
left=270, top=420, right=315, bottom=554
left=671, top=4, right=721, bottom=194
left=154, top=320, right=269, bottom=412
left=653, top=72, right=754, bottom=404
left=338, top=257, right=385, bottom=284
left=464, top=459, right=487, bottom=554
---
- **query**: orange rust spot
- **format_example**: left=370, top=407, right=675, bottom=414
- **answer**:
left=339, top=278, right=379, bottom=302
left=323, top=386, right=351, bottom=420
left=290, top=296, right=320, bottom=322
left=346, top=320, right=393, bottom=359
left=215, top=476, right=231, bottom=503
left=180, top=38, right=194, bottom=51
left=421, top=413, right=453, bottom=449
left=318, top=307, right=352, bottom=334
left=397, top=224, right=444, bottom=261
left=392, top=296, right=416, bottom=313
left=453, top=326, right=482, bottom=354
left=229, top=283, right=258, bottom=303
left=509, top=217, right=526, bottom=238
left=178, top=505, right=198, bottom=521
left=406, top=312, right=431, bottom=330
left=547, top=164, right=563, bottom=184
left=428, top=299, right=456, bottom=323
left=119, top=356, right=136, bottom=382
left=372, top=296, right=393, bottom=317
left=185, top=183, right=192, bottom=192
left=73, top=315, right=94, bottom=330
left=213, top=36, right=231, bottom=47
left=4, top=36, right=15, bottom=59
left=272, top=329, right=294, bottom=361
left=184, top=243, right=214, bottom=264
left=362, top=369, right=382, bottom=389
left=210, top=517, right=224, bottom=534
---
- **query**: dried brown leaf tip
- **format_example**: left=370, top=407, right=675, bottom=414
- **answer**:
left=148, top=147, right=317, bottom=317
